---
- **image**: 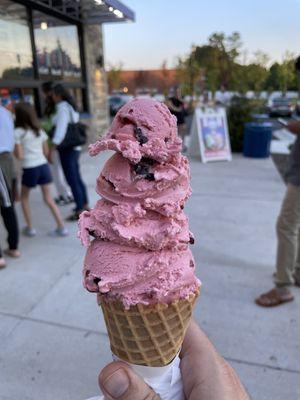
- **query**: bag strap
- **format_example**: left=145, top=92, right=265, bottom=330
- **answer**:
left=67, top=103, right=76, bottom=124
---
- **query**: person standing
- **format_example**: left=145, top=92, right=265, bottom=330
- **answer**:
left=166, top=87, right=187, bottom=143
left=0, top=167, right=20, bottom=268
left=14, top=102, right=68, bottom=237
left=0, top=105, right=20, bottom=265
left=256, top=120, right=300, bottom=306
left=51, top=84, right=89, bottom=221
left=41, top=82, right=73, bottom=206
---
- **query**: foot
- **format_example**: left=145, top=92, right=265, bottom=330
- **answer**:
left=66, top=195, right=74, bottom=204
left=55, top=196, right=73, bottom=206
left=22, top=226, right=37, bottom=237
left=255, top=287, right=294, bottom=307
left=294, top=278, right=300, bottom=288
left=4, top=249, right=21, bottom=258
left=48, top=227, right=69, bottom=237
left=66, top=211, right=82, bottom=221
left=0, top=257, right=6, bottom=269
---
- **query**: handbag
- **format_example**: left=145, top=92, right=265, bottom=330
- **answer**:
left=49, top=105, right=87, bottom=150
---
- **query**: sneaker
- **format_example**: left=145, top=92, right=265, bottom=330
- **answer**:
left=48, top=227, right=69, bottom=237
left=55, top=196, right=73, bottom=206
left=22, top=227, right=37, bottom=237
left=66, top=195, right=74, bottom=204
left=66, top=211, right=82, bottom=221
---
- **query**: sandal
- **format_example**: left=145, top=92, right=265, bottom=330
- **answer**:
left=4, top=249, right=21, bottom=258
left=0, top=257, right=6, bottom=269
left=255, top=288, right=294, bottom=307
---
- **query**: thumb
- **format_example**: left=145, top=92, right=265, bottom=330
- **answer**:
left=99, top=361, right=160, bottom=400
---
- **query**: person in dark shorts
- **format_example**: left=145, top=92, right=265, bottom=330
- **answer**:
left=13, top=102, right=68, bottom=237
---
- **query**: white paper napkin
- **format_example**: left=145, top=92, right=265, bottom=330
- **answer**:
left=85, top=354, right=184, bottom=400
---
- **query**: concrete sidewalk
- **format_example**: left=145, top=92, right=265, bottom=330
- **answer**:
left=0, top=152, right=299, bottom=400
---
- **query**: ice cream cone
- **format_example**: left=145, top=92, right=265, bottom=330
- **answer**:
left=98, top=289, right=200, bottom=367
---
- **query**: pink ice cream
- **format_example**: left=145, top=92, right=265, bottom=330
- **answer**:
left=96, top=152, right=191, bottom=216
left=80, top=98, right=200, bottom=309
left=79, top=199, right=192, bottom=251
left=89, top=98, right=182, bottom=163
left=83, top=241, right=199, bottom=309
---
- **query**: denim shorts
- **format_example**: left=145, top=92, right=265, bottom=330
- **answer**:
left=22, top=163, right=52, bottom=188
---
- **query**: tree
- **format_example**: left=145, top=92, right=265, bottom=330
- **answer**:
left=107, top=63, right=123, bottom=93
left=176, top=47, right=202, bottom=97
left=265, top=62, right=281, bottom=91
left=208, top=31, right=242, bottom=88
left=278, top=52, right=297, bottom=94
left=243, top=51, right=269, bottom=96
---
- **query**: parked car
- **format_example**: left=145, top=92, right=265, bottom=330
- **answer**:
left=268, top=97, right=294, bottom=117
left=109, top=95, right=128, bottom=116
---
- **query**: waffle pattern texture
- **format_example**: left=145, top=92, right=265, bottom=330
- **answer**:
left=99, top=289, right=199, bottom=367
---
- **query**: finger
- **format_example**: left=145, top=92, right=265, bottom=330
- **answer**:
left=99, top=361, right=160, bottom=400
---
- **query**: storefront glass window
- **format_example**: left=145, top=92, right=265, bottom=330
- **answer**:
left=0, top=88, right=34, bottom=111
left=0, top=1, right=34, bottom=80
left=33, top=11, right=82, bottom=82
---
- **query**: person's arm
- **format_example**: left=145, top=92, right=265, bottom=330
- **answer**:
left=287, top=120, right=300, bottom=135
left=52, top=104, right=69, bottom=146
left=13, top=129, right=23, bottom=160
left=13, top=144, right=23, bottom=160
left=43, top=140, right=49, bottom=159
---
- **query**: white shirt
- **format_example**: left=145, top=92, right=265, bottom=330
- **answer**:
left=0, top=106, right=15, bottom=153
left=52, top=101, right=79, bottom=146
left=14, top=128, right=48, bottom=168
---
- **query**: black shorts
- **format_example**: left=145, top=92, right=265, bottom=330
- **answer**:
left=22, top=164, right=52, bottom=188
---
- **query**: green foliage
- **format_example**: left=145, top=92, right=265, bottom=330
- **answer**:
left=176, top=32, right=299, bottom=96
left=227, top=96, right=266, bottom=152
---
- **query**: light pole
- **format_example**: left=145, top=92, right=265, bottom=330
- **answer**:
left=296, top=57, right=300, bottom=99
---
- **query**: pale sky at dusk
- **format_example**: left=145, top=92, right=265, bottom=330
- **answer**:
left=103, top=0, right=300, bottom=70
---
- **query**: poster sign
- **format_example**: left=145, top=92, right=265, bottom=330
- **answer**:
left=188, top=107, right=232, bottom=163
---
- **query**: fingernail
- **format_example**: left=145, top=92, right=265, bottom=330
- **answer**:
left=102, top=368, right=130, bottom=398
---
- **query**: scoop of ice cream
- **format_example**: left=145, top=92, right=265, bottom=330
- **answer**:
left=96, top=152, right=191, bottom=217
left=89, top=98, right=182, bottom=163
left=83, top=239, right=200, bottom=309
left=78, top=199, right=192, bottom=251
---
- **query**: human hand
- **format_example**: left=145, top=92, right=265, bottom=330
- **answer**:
left=98, top=320, right=249, bottom=400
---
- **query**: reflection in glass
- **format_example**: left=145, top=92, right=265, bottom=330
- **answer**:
left=33, top=12, right=82, bottom=81
left=0, top=1, right=33, bottom=79
left=0, top=88, right=34, bottom=111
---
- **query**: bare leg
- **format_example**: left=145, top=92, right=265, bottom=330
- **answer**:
left=21, top=185, right=33, bottom=229
left=41, top=184, right=64, bottom=229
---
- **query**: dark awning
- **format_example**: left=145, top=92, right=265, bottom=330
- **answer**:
left=14, top=0, right=135, bottom=24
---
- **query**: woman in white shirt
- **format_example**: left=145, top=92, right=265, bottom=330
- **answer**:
left=14, top=102, right=68, bottom=237
left=51, top=84, right=89, bottom=221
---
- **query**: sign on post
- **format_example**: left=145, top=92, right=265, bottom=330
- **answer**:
left=188, top=107, right=232, bottom=163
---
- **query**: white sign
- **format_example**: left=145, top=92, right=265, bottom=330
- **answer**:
left=188, top=107, right=232, bottom=163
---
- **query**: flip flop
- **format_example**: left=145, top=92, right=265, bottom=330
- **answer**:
left=0, top=258, right=6, bottom=269
left=4, top=249, right=21, bottom=258
left=255, top=288, right=294, bottom=307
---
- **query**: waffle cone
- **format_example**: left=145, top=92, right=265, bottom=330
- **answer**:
left=98, top=289, right=199, bottom=367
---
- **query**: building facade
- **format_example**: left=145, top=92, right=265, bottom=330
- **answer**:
left=0, top=0, right=134, bottom=139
